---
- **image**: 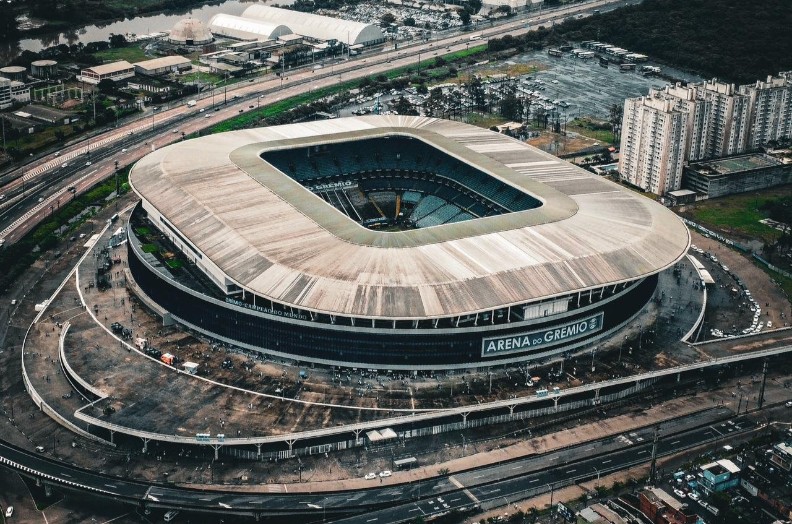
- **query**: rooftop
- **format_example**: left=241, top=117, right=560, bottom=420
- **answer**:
left=130, top=116, right=689, bottom=319
left=83, top=60, right=134, bottom=76
left=134, top=55, right=191, bottom=70
left=689, top=153, right=780, bottom=175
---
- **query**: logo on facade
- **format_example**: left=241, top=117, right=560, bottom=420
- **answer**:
left=481, top=313, right=604, bottom=357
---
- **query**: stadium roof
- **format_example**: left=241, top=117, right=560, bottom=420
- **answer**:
left=208, top=13, right=292, bottom=41
left=241, top=4, right=384, bottom=45
left=130, top=116, right=690, bottom=319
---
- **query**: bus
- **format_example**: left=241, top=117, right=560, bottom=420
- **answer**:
left=394, top=456, right=418, bottom=470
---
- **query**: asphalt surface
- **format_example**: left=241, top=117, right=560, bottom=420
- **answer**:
left=332, top=413, right=756, bottom=524
left=0, top=406, right=753, bottom=520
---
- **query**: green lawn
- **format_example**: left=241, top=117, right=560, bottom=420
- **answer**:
left=141, top=244, right=157, bottom=253
left=94, top=46, right=148, bottom=63
left=683, top=188, right=789, bottom=242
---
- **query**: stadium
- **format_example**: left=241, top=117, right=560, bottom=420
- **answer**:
left=126, top=116, right=690, bottom=370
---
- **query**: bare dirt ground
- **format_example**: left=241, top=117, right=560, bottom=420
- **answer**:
left=526, top=131, right=600, bottom=156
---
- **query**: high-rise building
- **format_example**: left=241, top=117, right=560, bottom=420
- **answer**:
left=618, top=95, right=688, bottom=194
left=741, top=72, right=792, bottom=149
left=619, top=73, right=790, bottom=194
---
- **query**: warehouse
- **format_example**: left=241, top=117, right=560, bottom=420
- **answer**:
left=80, top=61, right=135, bottom=84
left=208, top=13, right=292, bottom=41
left=240, top=5, right=385, bottom=46
left=134, top=56, right=192, bottom=76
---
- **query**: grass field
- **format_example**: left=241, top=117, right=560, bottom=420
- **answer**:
left=94, top=46, right=148, bottom=63
left=682, top=187, right=790, bottom=242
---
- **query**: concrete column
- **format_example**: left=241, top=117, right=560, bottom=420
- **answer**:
left=553, top=397, right=559, bottom=411
left=212, top=444, right=221, bottom=460
left=142, top=437, right=150, bottom=453
left=256, top=443, right=262, bottom=459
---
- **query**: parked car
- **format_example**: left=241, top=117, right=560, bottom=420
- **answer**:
left=673, top=488, right=686, bottom=499
left=364, top=472, right=376, bottom=480
left=688, top=492, right=700, bottom=502
left=5, top=506, right=13, bottom=518
left=379, top=470, right=392, bottom=478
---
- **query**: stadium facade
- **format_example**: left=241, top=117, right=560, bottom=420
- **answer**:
left=127, top=116, right=690, bottom=370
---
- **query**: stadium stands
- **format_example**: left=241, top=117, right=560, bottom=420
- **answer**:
left=262, top=136, right=541, bottom=231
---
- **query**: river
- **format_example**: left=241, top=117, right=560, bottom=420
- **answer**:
left=1, top=0, right=287, bottom=61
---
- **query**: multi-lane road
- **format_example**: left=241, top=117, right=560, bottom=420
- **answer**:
left=0, top=407, right=758, bottom=521
left=0, top=0, right=631, bottom=245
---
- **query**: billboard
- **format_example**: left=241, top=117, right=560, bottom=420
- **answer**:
left=481, top=313, right=604, bottom=357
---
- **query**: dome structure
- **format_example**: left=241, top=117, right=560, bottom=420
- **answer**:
left=169, top=18, right=213, bottom=46
left=208, top=14, right=292, bottom=41
left=241, top=5, right=384, bottom=46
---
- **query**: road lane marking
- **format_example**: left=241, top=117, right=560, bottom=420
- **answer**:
left=366, top=519, right=378, bottom=522
left=529, top=479, right=539, bottom=483
left=566, top=469, right=576, bottom=474
left=670, top=440, right=681, bottom=445
left=449, top=475, right=480, bottom=504
left=512, top=465, right=523, bottom=470
left=602, top=460, right=611, bottom=464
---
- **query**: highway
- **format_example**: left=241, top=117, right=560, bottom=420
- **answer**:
left=0, top=406, right=757, bottom=520
left=0, top=0, right=631, bottom=245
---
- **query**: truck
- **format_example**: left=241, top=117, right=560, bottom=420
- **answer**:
left=187, top=100, right=197, bottom=108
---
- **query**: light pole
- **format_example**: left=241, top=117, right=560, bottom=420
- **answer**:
left=592, top=465, right=600, bottom=489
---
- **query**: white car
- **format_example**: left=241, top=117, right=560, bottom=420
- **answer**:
left=85, top=161, right=91, bottom=166
left=5, top=506, right=13, bottom=517
left=121, top=148, right=127, bottom=152
left=767, top=321, right=772, bottom=328
left=379, top=470, right=392, bottom=478
left=673, top=489, right=686, bottom=499
left=688, top=492, right=700, bottom=502
left=364, top=472, right=376, bottom=480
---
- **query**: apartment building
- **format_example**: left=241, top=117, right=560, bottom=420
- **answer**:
left=618, top=95, right=688, bottom=194
left=741, top=72, right=792, bottom=149
left=619, top=72, right=791, bottom=194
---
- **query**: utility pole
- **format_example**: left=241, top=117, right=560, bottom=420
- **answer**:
left=648, top=426, right=659, bottom=486
left=758, top=358, right=768, bottom=409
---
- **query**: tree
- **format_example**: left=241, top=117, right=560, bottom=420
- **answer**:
left=459, top=9, right=471, bottom=26
left=403, top=17, right=415, bottom=27
left=380, top=12, right=396, bottom=26
left=0, top=1, right=20, bottom=42
left=109, top=33, right=127, bottom=48
left=499, top=93, right=522, bottom=121
left=97, top=78, right=116, bottom=94
left=609, top=103, right=623, bottom=145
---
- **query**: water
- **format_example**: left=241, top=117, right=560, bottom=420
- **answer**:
left=1, top=0, right=286, bottom=61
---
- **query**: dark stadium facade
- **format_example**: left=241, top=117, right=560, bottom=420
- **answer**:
left=127, top=117, right=689, bottom=371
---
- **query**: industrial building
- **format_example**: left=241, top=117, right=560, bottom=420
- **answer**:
left=133, top=56, right=192, bottom=76
left=0, top=65, right=26, bottom=81
left=80, top=61, right=135, bottom=84
left=683, top=153, right=792, bottom=198
left=208, top=13, right=292, bottom=41
left=126, top=116, right=689, bottom=370
left=241, top=5, right=385, bottom=46
left=30, top=60, right=58, bottom=79
left=168, top=18, right=213, bottom=46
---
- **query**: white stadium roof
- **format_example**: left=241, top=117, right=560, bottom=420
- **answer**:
left=130, top=116, right=690, bottom=320
left=208, top=13, right=292, bottom=41
left=241, top=4, right=384, bottom=45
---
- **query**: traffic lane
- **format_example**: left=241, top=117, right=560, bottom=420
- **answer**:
left=331, top=491, right=477, bottom=524
left=454, top=407, right=733, bottom=486
left=0, top=441, right=149, bottom=499
left=148, top=477, right=455, bottom=512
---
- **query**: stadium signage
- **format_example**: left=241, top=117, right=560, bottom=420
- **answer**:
left=308, top=181, right=355, bottom=192
left=225, top=298, right=308, bottom=320
left=481, top=313, right=603, bottom=357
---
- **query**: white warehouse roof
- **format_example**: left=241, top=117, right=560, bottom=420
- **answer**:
left=241, top=4, right=384, bottom=46
left=209, top=13, right=292, bottom=41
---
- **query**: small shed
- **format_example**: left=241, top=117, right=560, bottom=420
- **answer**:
left=182, top=361, right=199, bottom=375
